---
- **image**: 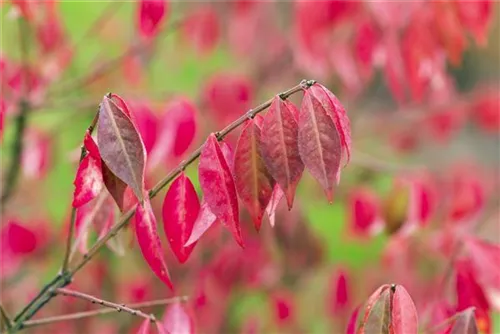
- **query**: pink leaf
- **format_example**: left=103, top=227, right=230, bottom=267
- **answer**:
left=162, top=302, right=194, bottom=334
left=265, top=184, right=284, bottom=228
left=162, top=172, right=200, bottom=263
left=137, top=0, right=167, bottom=39
left=234, top=120, right=275, bottom=231
left=298, top=87, right=342, bottom=202
left=348, top=188, right=381, bottom=237
left=391, top=285, right=418, bottom=334
left=198, top=134, right=243, bottom=247
left=135, top=198, right=173, bottom=289
left=98, top=95, right=146, bottom=203
left=464, top=237, right=500, bottom=290
left=346, top=307, right=360, bottom=334
left=261, top=96, right=304, bottom=209
left=137, top=318, right=151, bottom=334
left=72, top=132, right=103, bottom=208
left=184, top=200, right=218, bottom=247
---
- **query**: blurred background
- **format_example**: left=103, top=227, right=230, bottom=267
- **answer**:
left=1, top=1, right=499, bottom=333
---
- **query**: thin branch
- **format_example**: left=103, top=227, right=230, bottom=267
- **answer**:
left=22, top=296, right=188, bottom=329
left=0, top=304, right=12, bottom=331
left=9, top=79, right=315, bottom=332
left=60, top=111, right=100, bottom=274
left=54, top=288, right=155, bottom=322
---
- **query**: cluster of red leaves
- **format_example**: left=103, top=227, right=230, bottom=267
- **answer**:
left=70, top=82, right=350, bottom=291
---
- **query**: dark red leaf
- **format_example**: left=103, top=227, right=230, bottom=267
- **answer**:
left=135, top=198, right=173, bottom=289
left=184, top=200, right=218, bottom=247
left=72, top=132, right=103, bottom=208
left=265, top=184, right=284, bottom=228
left=97, top=95, right=146, bottom=203
left=298, top=87, right=342, bottom=202
left=137, top=0, right=167, bottom=39
left=261, top=97, right=303, bottom=209
left=162, top=172, right=200, bottom=263
left=391, top=285, right=418, bottom=334
left=234, top=120, right=275, bottom=231
left=101, top=160, right=128, bottom=211
left=162, top=302, right=194, bottom=334
left=198, top=134, right=243, bottom=247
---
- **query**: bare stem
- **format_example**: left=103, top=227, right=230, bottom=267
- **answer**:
left=22, top=296, right=188, bottom=329
left=0, top=304, right=12, bottom=331
left=54, top=288, right=156, bottom=322
left=60, top=111, right=100, bottom=274
left=9, top=79, right=314, bottom=333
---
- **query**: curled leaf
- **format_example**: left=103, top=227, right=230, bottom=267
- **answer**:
left=261, top=97, right=304, bottom=209
left=184, top=200, right=217, bottom=247
left=234, top=120, right=275, bottom=231
left=72, top=132, right=103, bottom=208
left=162, top=172, right=200, bottom=263
left=198, top=134, right=243, bottom=247
left=298, top=88, right=342, bottom=202
left=135, top=198, right=173, bottom=289
left=98, top=95, right=146, bottom=203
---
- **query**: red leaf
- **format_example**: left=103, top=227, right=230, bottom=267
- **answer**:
left=265, top=184, right=284, bottom=228
left=465, top=237, right=500, bottom=291
left=360, top=287, right=391, bottom=334
left=162, top=302, right=194, bottom=334
left=346, top=307, right=360, bottom=334
left=328, top=269, right=350, bottom=315
left=298, top=87, right=342, bottom=202
left=130, top=102, right=158, bottom=154
left=137, top=0, right=167, bottom=39
left=184, top=200, right=218, bottom=247
left=391, top=285, right=418, bottom=334
left=455, top=0, right=494, bottom=46
left=261, top=97, right=303, bottom=209
left=72, top=132, right=103, bottom=208
left=198, top=134, right=243, bottom=247
left=182, top=6, right=220, bottom=54
left=450, top=308, right=479, bottom=334
left=348, top=188, right=381, bottom=237
left=98, top=95, right=146, bottom=203
left=135, top=198, right=173, bottom=289
left=2, top=221, right=37, bottom=254
left=162, top=172, right=200, bottom=263
left=234, top=120, right=275, bottom=231
left=21, top=129, right=51, bottom=179
left=73, top=193, right=110, bottom=255
left=137, top=318, right=151, bottom=334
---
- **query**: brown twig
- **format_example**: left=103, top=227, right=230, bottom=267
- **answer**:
left=9, top=79, right=315, bottom=333
left=60, top=111, right=100, bottom=274
left=21, top=296, right=188, bottom=329
left=0, top=304, right=12, bottom=331
left=54, top=288, right=156, bottom=322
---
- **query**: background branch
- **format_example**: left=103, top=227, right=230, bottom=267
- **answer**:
left=0, top=304, right=12, bottom=331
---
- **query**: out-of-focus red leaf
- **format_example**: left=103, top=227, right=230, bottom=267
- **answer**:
left=162, top=172, right=200, bottom=263
left=162, top=302, right=194, bottom=334
left=330, top=40, right=363, bottom=97
left=455, top=0, right=494, bottom=46
left=450, top=308, right=479, bottom=334
left=354, top=17, right=381, bottom=81
left=447, top=169, right=484, bottom=224
left=21, top=129, right=51, bottom=179
left=328, top=269, right=350, bottom=316
left=391, top=285, right=418, bottom=334
left=261, top=97, right=303, bottom=209
left=234, top=120, right=275, bottom=231
left=348, top=188, right=381, bottom=237
left=36, top=1, right=65, bottom=55
left=346, top=306, right=360, bottom=334
left=135, top=198, right=173, bottom=289
left=455, top=260, right=490, bottom=333
left=182, top=6, right=220, bottom=54
left=423, top=105, right=466, bottom=143
left=298, top=87, right=342, bottom=202
left=433, top=1, right=467, bottom=66
left=137, top=0, right=167, bottom=40
left=198, top=134, right=243, bottom=247
left=464, top=237, right=500, bottom=291
left=271, top=290, right=295, bottom=327
left=265, top=183, right=284, bottom=228
left=98, top=95, right=146, bottom=203
left=1, top=220, right=37, bottom=254
left=184, top=200, right=218, bottom=247
left=73, top=192, right=109, bottom=255
left=72, top=132, right=103, bottom=208
left=136, top=318, right=151, bottom=334
left=203, top=74, right=253, bottom=125
left=406, top=173, right=438, bottom=228
left=382, top=32, right=407, bottom=104
left=130, top=102, right=158, bottom=154
left=470, top=89, right=500, bottom=133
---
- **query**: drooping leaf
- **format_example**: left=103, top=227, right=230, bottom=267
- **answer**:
left=298, top=88, right=342, bottom=202
left=234, top=120, right=275, bottom=231
left=391, top=285, right=418, bottom=334
left=137, top=0, right=167, bottom=39
left=97, top=95, right=146, bottom=203
left=72, top=132, right=103, bottom=208
left=184, top=200, right=218, bottom=247
left=135, top=198, right=173, bottom=289
left=450, top=308, right=479, bottom=334
left=265, top=184, right=284, bottom=228
left=162, top=172, right=200, bottom=263
left=162, top=302, right=194, bottom=334
left=261, top=96, right=304, bottom=209
left=198, top=134, right=243, bottom=246
left=101, top=160, right=128, bottom=211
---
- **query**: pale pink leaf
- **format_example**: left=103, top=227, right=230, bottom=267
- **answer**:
left=184, top=200, right=217, bottom=247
